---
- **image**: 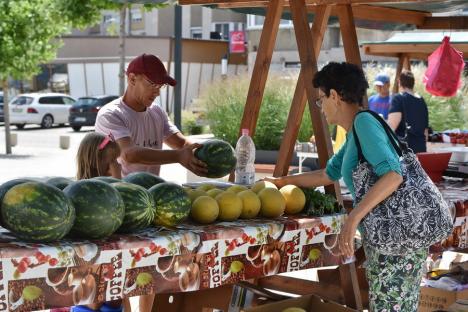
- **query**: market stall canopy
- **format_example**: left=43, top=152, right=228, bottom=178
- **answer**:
left=178, top=0, right=468, bottom=30
left=362, top=31, right=468, bottom=59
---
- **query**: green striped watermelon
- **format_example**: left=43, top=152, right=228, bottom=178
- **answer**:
left=92, top=176, right=121, bottom=184
left=0, top=178, right=36, bottom=228
left=63, top=180, right=124, bottom=239
left=148, top=182, right=190, bottom=227
left=194, top=139, right=237, bottom=178
left=2, top=182, right=75, bottom=242
left=113, top=182, right=155, bottom=233
left=46, top=177, right=73, bottom=190
left=123, top=172, right=165, bottom=189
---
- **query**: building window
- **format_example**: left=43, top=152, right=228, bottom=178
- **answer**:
left=213, top=23, right=230, bottom=40
left=190, top=27, right=202, bottom=39
left=131, top=8, right=143, bottom=23
left=247, top=15, right=293, bottom=29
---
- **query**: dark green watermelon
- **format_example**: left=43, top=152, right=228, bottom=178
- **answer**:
left=92, top=176, right=121, bottom=184
left=2, top=182, right=75, bottom=242
left=0, top=178, right=36, bottom=227
left=113, top=182, right=155, bottom=233
left=194, top=139, right=237, bottom=178
left=123, top=172, right=165, bottom=189
left=46, top=177, right=73, bottom=190
left=63, top=180, right=124, bottom=239
left=148, top=182, right=190, bottom=227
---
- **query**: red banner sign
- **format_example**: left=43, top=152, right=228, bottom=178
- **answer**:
left=229, top=31, right=245, bottom=53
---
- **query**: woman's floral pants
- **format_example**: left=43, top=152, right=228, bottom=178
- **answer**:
left=364, top=245, right=428, bottom=312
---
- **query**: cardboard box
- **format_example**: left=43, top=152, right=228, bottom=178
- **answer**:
left=419, top=287, right=468, bottom=312
left=242, top=294, right=358, bottom=312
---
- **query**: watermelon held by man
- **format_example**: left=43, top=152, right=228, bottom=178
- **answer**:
left=194, top=139, right=237, bottom=178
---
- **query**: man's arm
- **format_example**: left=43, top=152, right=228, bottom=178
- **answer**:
left=164, top=132, right=192, bottom=149
left=387, top=112, right=402, bottom=131
left=117, top=136, right=207, bottom=175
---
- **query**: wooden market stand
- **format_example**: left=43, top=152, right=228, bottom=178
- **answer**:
left=156, top=1, right=468, bottom=311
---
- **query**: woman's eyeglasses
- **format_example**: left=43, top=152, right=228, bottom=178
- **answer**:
left=315, top=94, right=326, bottom=109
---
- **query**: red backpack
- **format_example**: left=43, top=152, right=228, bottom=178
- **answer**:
left=424, top=36, right=465, bottom=97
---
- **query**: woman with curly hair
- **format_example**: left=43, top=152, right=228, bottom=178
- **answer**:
left=265, top=62, right=427, bottom=311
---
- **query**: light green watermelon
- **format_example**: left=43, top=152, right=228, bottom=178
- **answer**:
left=194, top=139, right=237, bottom=178
left=148, top=182, right=190, bottom=227
left=63, top=180, right=124, bottom=239
left=2, top=182, right=75, bottom=242
left=113, top=182, right=155, bottom=233
left=0, top=178, right=37, bottom=228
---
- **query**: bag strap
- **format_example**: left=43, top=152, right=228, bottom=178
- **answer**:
left=352, top=110, right=406, bottom=162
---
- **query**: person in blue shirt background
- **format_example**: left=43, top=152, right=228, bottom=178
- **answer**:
left=368, top=73, right=391, bottom=119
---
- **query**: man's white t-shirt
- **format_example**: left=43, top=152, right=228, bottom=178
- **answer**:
left=95, top=97, right=179, bottom=177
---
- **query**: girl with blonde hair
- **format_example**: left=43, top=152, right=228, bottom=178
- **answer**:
left=76, top=132, right=121, bottom=180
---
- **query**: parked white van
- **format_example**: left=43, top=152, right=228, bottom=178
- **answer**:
left=9, top=93, right=76, bottom=129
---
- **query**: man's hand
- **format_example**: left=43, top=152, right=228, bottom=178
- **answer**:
left=178, top=143, right=208, bottom=176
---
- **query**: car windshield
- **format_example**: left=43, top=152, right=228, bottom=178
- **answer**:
left=11, top=96, right=34, bottom=105
left=75, top=98, right=99, bottom=106
left=0, top=96, right=3, bottom=104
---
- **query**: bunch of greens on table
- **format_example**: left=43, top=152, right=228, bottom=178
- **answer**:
left=301, top=188, right=343, bottom=216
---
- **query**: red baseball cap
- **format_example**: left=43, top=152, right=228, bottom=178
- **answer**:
left=126, top=53, right=177, bottom=86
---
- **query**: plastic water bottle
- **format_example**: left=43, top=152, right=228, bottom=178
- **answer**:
left=235, top=128, right=256, bottom=185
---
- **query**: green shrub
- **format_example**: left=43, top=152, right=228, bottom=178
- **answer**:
left=181, top=110, right=205, bottom=135
left=199, top=74, right=313, bottom=150
left=365, top=63, right=467, bottom=131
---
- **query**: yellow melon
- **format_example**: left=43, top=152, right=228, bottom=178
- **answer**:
left=279, top=185, right=306, bottom=214
left=251, top=180, right=278, bottom=193
left=282, top=308, right=306, bottom=312
left=188, top=189, right=207, bottom=203
left=226, top=185, right=249, bottom=194
left=206, top=188, right=224, bottom=198
left=238, top=190, right=261, bottom=219
left=258, top=188, right=285, bottom=218
left=191, top=196, right=219, bottom=224
left=215, top=191, right=242, bottom=221
left=196, top=184, right=216, bottom=192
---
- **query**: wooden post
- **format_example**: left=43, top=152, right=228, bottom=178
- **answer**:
left=393, top=53, right=405, bottom=94
left=238, top=0, right=284, bottom=136
left=273, top=5, right=331, bottom=177
left=337, top=4, right=367, bottom=108
left=229, top=0, right=283, bottom=182
left=402, top=54, right=411, bottom=70
left=288, top=1, right=341, bottom=199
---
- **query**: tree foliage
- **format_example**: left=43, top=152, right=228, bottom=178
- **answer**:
left=0, top=0, right=67, bottom=81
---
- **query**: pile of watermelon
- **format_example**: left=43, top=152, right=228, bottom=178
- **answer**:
left=0, top=171, right=191, bottom=242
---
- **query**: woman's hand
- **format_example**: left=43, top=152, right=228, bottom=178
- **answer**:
left=338, top=210, right=361, bottom=258
left=262, top=176, right=287, bottom=189
left=178, top=143, right=208, bottom=176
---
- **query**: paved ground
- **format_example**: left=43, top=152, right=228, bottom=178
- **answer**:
left=0, top=124, right=211, bottom=184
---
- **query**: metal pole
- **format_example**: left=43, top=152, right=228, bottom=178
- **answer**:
left=3, top=80, right=12, bottom=154
left=174, top=4, right=182, bottom=130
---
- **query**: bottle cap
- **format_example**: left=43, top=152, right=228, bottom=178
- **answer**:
left=242, top=128, right=249, bottom=136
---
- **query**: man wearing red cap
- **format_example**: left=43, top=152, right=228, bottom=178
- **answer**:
left=95, top=53, right=207, bottom=178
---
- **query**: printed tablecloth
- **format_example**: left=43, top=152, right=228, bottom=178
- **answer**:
left=0, top=214, right=347, bottom=311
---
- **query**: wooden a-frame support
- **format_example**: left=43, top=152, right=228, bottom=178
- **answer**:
left=230, top=1, right=365, bottom=309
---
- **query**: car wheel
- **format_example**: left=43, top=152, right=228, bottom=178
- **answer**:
left=41, top=114, right=54, bottom=129
left=15, top=124, right=25, bottom=130
left=72, top=126, right=82, bottom=132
